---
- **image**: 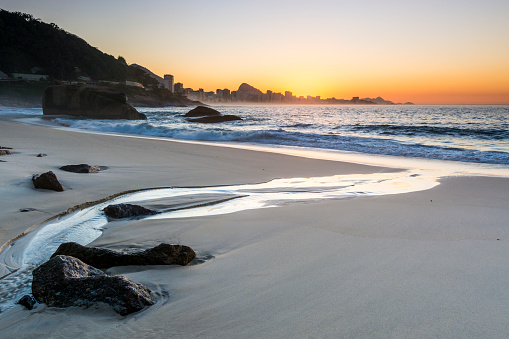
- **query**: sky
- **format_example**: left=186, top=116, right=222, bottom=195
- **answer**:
left=2, top=0, right=509, bottom=104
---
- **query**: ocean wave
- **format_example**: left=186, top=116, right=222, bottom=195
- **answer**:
left=54, top=118, right=509, bottom=165
left=347, top=124, right=509, bottom=140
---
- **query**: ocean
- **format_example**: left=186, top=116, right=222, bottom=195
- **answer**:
left=2, top=104, right=509, bottom=165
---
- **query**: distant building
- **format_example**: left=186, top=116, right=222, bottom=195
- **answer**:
left=285, top=91, right=293, bottom=103
left=351, top=97, right=360, bottom=103
left=174, top=82, right=184, bottom=94
left=163, top=74, right=174, bottom=92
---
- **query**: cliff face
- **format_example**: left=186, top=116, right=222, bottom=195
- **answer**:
left=43, top=85, right=146, bottom=120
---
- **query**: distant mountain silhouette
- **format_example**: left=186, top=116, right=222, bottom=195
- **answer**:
left=130, top=64, right=164, bottom=85
left=361, top=97, right=395, bottom=105
left=237, top=83, right=262, bottom=94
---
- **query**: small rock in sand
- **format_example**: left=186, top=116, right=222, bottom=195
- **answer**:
left=32, top=171, right=65, bottom=192
left=103, top=203, right=158, bottom=218
left=51, top=242, right=196, bottom=268
left=18, top=295, right=37, bottom=310
left=60, top=164, right=101, bottom=173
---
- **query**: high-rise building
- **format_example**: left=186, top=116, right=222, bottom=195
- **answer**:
left=163, top=74, right=174, bottom=92
left=174, top=82, right=184, bottom=94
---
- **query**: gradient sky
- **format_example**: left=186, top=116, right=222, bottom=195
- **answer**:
left=3, top=0, right=509, bottom=104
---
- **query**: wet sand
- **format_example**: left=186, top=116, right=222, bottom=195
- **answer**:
left=0, top=119, right=508, bottom=338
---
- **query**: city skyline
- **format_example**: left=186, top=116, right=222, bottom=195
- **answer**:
left=2, top=0, right=509, bottom=104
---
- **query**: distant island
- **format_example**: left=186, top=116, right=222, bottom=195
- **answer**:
left=0, top=9, right=413, bottom=107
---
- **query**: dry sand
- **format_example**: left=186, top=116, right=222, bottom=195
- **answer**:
left=0, top=119, right=508, bottom=338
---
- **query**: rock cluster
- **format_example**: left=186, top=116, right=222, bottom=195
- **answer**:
left=32, top=255, right=153, bottom=315
left=32, top=171, right=64, bottom=192
left=185, top=105, right=242, bottom=123
left=103, top=203, right=158, bottom=219
left=51, top=242, right=196, bottom=268
left=60, top=164, right=101, bottom=173
left=0, top=149, right=12, bottom=156
left=43, top=84, right=146, bottom=120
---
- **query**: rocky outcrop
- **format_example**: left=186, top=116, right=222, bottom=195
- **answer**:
left=51, top=242, right=196, bottom=268
left=60, top=164, right=101, bottom=173
left=42, top=85, right=146, bottom=120
left=184, top=105, right=221, bottom=117
left=185, top=105, right=242, bottom=123
left=32, top=255, right=153, bottom=315
left=103, top=203, right=158, bottom=218
left=32, top=171, right=64, bottom=191
left=188, top=115, right=242, bottom=123
left=0, top=150, right=12, bottom=156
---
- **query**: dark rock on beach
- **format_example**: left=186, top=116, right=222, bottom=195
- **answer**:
left=32, top=255, right=153, bottom=315
left=18, top=295, right=37, bottom=310
left=184, top=105, right=221, bottom=117
left=0, top=150, right=12, bottom=156
left=51, top=242, right=196, bottom=268
left=185, top=105, right=242, bottom=123
left=188, top=115, right=242, bottom=123
left=103, top=203, right=158, bottom=219
left=32, top=171, right=64, bottom=191
left=42, top=84, right=146, bottom=120
left=60, top=164, right=101, bottom=173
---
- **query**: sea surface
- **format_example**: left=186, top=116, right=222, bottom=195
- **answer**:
left=2, top=104, right=509, bottom=165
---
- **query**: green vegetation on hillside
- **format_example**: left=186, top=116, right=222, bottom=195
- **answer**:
left=0, top=9, right=156, bottom=86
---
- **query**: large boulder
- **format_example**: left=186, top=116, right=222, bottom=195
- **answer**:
left=184, top=105, right=221, bottom=117
left=103, top=203, right=158, bottom=219
left=32, top=171, right=64, bottom=192
left=51, top=242, right=196, bottom=268
left=43, top=84, right=146, bottom=120
left=32, top=255, right=153, bottom=315
left=185, top=105, right=242, bottom=123
left=0, top=150, right=11, bottom=156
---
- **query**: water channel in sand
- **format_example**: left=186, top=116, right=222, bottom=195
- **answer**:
left=0, top=169, right=440, bottom=312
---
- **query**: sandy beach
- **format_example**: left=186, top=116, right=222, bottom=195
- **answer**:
left=1, top=118, right=509, bottom=338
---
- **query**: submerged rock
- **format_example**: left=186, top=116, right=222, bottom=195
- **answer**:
left=32, top=255, right=153, bottom=315
left=42, top=84, right=146, bottom=120
left=18, top=295, right=37, bottom=310
left=51, top=242, right=196, bottom=268
left=184, top=105, right=221, bottom=117
left=103, top=203, right=158, bottom=218
left=32, top=171, right=64, bottom=192
left=36, top=153, right=47, bottom=157
left=188, top=115, right=242, bottom=123
left=60, top=164, right=101, bottom=173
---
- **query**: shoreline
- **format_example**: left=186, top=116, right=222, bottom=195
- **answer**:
left=1, top=118, right=509, bottom=337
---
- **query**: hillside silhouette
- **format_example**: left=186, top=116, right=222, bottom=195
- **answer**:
left=0, top=9, right=156, bottom=85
